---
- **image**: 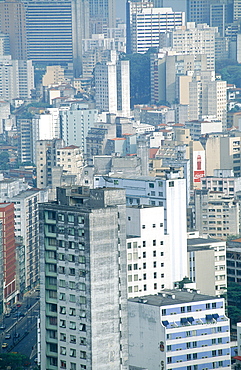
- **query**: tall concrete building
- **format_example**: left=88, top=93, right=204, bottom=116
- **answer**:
left=95, top=51, right=130, bottom=116
left=11, top=189, right=48, bottom=290
left=126, top=1, right=185, bottom=54
left=195, top=189, right=240, bottom=239
left=0, top=0, right=27, bottom=60
left=39, top=186, right=128, bottom=370
left=22, top=0, right=89, bottom=76
left=95, top=172, right=187, bottom=286
left=60, top=103, right=98, bottom=152
left=0, top=56, right=34, bottom=102
left=161, top=23, right=217, bottom=71
left=36, top=139, right=65, bottom=189
left=0, top=203, right=18, bottom=307
left=89, top=0, right=116, bottom=34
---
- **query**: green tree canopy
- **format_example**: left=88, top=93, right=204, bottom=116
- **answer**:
left=0, top=353, right=31, bottom=369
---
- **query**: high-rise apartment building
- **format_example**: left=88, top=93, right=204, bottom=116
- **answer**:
left=60, top=103, right=98, bottom=152
left=161, top=23, right=217, bottom=70
left=0, top=0, right=27, bottom=60
left=0, top=203, right=18, bottom=307
left=11, top=189, right=48, bottom=290
left=195, top=189, right=240, bottom=239
left=36, top=139, right=65, bottom=189
left=89, top=0, right=116, bottom=34
left=126, top=1, right=185, bottom=54
left=94, top=51, right=130, bottom=116
left=0, top=56, right=34, bottom=102
left=39, top=186, right=128, bottom=370
left=95, top=172, right=187, bottom=286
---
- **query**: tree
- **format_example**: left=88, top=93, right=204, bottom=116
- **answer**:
left=121, top=51, right=154, bottom=107
left=0, top=353, right=31, bottom=369
left=0, top=151, right=9, bottom=170
left=223, top=282, right=241, bottom=326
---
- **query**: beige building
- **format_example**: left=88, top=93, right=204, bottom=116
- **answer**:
left=205, top=132, right=241, bottom=177
left=42, top=65, right=65, bottom=87
left=56, top=145, right=83, bottom=176
left=187, top=236, right=227, bottom=296
left=161, top=22, right=217, bottom=70
left=195, top=189, right=240, bottom=240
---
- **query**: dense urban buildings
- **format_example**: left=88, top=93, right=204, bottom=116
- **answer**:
left=1, top=0, right=241, bottom=368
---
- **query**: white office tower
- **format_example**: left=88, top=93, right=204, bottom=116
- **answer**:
left=189, top=71, right=227, bottom=131
left=33, top=108, right=60, bottom=141
left=95, top=171, right=187, bottom=287
left=126, top=0, right=185, bottom=54
left=126, top=206, right=171, bottom=297
left=129, top=290, right=231, bottom=370
left=60, top=102, right=98, bottom=153
left=0, top=55, right=34, bottom=102
left=94, top=51, right=130, bottom=116
left=39, top=187, right=128, bottom=370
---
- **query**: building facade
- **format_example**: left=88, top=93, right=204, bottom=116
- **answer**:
left=129, top=289, right=231, bottom=370
left=39, top=186, right=128, bottom=370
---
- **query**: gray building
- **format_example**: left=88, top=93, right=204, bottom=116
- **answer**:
left=39, top=186, right=128, bottom=370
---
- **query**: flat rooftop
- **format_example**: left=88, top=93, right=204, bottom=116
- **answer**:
left=129, top=289, right=218, bottom=307
left=187, top=237, right=224, bottom=246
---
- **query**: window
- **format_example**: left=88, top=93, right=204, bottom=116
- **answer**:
left=186, top=342, right=191, bottom=349
left=70, top=335, right=76, bottom=343
left=167, top=357, right=172, bottom=364
left=212, top=302, right=217, bottom=308
left=59, top=293, right=66, bottom=301
left=187, top=354, right=191, bottom=361
left=193, top=342, right=197, bottom=348
left=60, top=306, right=66, bottom=314
left=60, top=319, right=66, bottom=328
left=80, top=351, right=86, bottom=359
left=80, top=337, right=86, bottom=345
left=154, top=283, right=157, bottom=289
left=143, top=252, right=146, bottom=258
left=212, top=350, right=217, bottom=357
left=59, top=280, right=66, bottom=288
left=169, top=181, right=174, bottom=187
left=153, top=240, right=156, bottom=246
left=60, top=360, right=66, bottom=368
left=69, top=321, right=76, bottom=330
left=70, top=363, right=76, bottom=370
left=143, top=284, right=147, bottom=291
left=143, top=273, right=146, bottom=280
left=218, top=349, right=222, bottom=356
left=187, top=306, right=191, bottom=312
left=143, top=241, right=146, bottom=247
left=153, top=251, right=156, bottom=257
left=69, top=268, right=75, bottom=276
left=60, top=347, right=66, bottom=355
left=70, top=295, right=76, bottom=303
left=181, top=306, right=185, bottom=313
left=149, top=183, right=154, bottom=188
left=143, top=263, right=146, bottom=269
left=70, top=349, right=76, bottom=357
left=153, top=261, right=157, bottom=268
left=60, top=333, right=66, bottom=341
left=69, top=308, right=76, bottom=316
left=142, top=225, right=145, bottom=229
left=193, top=353, right=197, bottom=359
left=69, top=281, right=76, bottom=290
left=152, top=224, right=156, bottom=228
left=154, top=272, right=157, bottom=279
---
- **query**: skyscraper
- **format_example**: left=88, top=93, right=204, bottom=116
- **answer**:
left=0, top=0, right=27, bottom=60
left=89, top=0, right=116, bottom=34
left=39, top=186, right=128, bottom=370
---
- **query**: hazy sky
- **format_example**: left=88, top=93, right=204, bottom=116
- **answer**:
left=116, top=0, right=126, bottom=20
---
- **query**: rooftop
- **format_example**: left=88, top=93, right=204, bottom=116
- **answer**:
left=187, top=237, right=225, bottom=246
left=129, top=289, right=219, bottom=307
